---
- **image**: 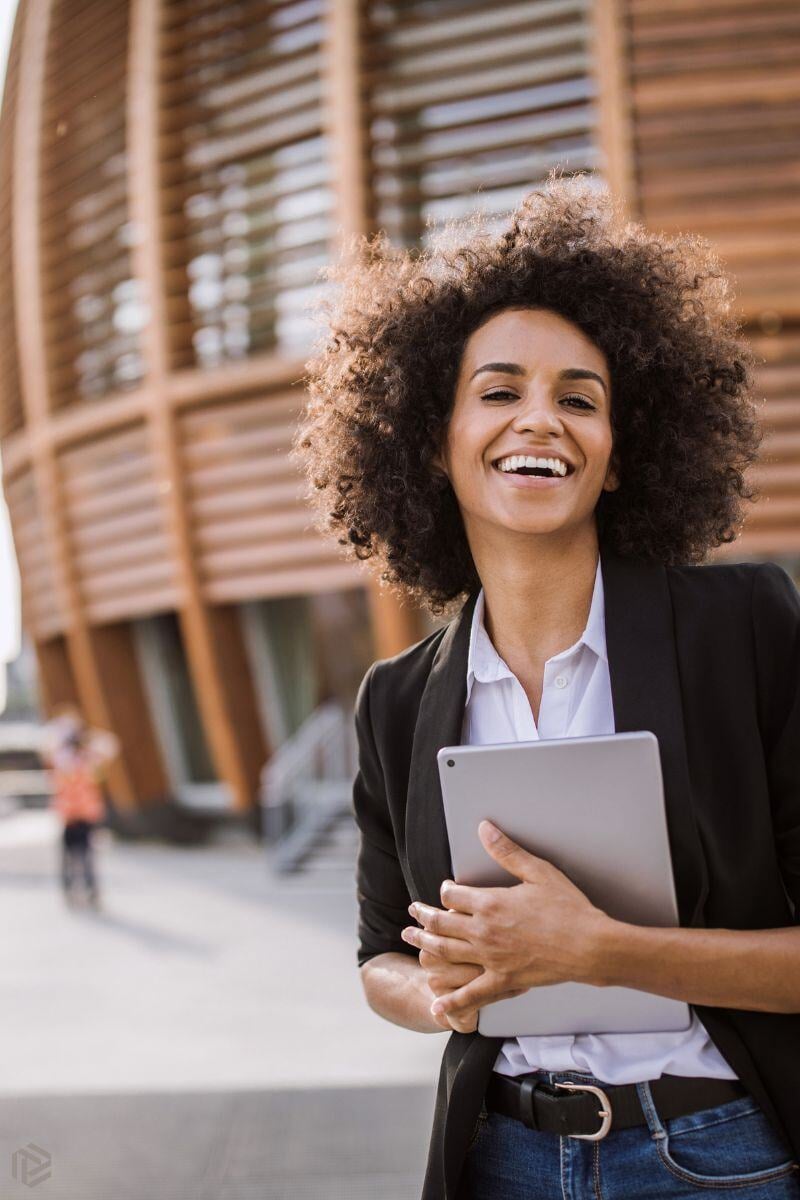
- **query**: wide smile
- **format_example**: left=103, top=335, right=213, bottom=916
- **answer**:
left=490, top=456, right=577, bottom=489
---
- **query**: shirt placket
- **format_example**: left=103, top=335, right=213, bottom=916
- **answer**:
left=511, top=672, right=538, bottom=741
left=538, top=653, right=575, bottom=740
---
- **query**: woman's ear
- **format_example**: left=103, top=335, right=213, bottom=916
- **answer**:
left=603, top=452, right=621, bottom=492
left=430, top=449, right=450, bottom=484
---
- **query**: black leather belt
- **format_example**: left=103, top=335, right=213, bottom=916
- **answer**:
left=485, top=1071, right=748, bottom=1141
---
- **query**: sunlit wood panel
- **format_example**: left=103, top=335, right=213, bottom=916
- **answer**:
left=626, top=0, right=800, bottom=320
left=179, top=387, right=368, bottom=602
left=58, top=423, right=180, bottom=623
left=158, top=0, right=335, bottom=369
left=0, top=6, right=24, bottom=437
left=3, top=466, right=65, bottom=638
left=365, top=0, right=600, bottom=244
left=40, top=0, right=143, bottom=410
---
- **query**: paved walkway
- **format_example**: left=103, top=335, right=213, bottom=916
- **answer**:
left=0, top=808, right=443, bottom=1198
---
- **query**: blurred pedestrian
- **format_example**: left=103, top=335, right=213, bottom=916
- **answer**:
left=42, top=705, right=120, bottom=908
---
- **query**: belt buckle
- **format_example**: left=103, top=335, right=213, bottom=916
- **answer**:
left=553, top=1081, right=613, bottom=1140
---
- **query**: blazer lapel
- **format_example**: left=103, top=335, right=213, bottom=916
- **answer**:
left=405, top=588, right=477, bottom=907
left=601, top=545, right=710, bottom=929
left=404, top=541, right=710, bottom=929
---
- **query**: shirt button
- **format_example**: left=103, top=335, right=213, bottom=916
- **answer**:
left=554, top=675, right=568, bottom=689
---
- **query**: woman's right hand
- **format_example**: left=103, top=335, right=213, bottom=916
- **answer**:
left=418, top=949, right=527, bottom=1034
left=419, top=947, right=483, bottom=1032
left=419, top=948, right=530, bottom=1033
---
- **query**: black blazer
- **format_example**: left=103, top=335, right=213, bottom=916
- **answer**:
left=352, top=540, right=800, bottom=1200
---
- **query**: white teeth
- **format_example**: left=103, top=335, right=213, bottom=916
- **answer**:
left=495, top=455, right=569, bottom=476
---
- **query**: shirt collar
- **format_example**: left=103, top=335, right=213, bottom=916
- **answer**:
left=465, top=554, right=607, bottom=704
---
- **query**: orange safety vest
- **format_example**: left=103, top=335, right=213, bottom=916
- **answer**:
left=51, top=763, right=105, bottom=825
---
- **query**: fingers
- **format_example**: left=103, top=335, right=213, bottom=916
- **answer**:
left=441, top=988, right=528, bottom=1033
left=431, top=970, right=514, bottom=1019
left=419, top=947, right=480, bottom=976
left=401, top=924, right=478, bottom=963
left=478, top=819, right=551, bottom=881
left=409, top=900, right=473, bottom=939
left=445, top=1012, right=479, bottom=1034
left=437, top=880, right=483, bottom=915
left=421, top=954, right=481, bottom=994
left=404, top=899, right=481, bottom=964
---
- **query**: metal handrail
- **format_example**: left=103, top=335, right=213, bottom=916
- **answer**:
left=260, top=701, right=356, bottom=806
left=259, top=700, right=358, bottom=872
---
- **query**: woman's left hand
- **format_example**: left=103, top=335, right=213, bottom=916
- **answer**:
left=400, top=819, right=612, bottom=1023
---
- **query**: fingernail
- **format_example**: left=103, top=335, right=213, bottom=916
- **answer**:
left=431, top=1001, right=443, bottom=1015
left=480, top=819, right=500, bottom=842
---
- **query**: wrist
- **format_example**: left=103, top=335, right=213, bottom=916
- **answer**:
left=578, top=911, right=628, bottom=986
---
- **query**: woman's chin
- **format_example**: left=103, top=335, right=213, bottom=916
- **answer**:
left=491, top=516, right=575, bottom=537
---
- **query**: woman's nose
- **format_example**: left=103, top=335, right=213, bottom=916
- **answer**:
left=510, top=400, right=564, bottom=435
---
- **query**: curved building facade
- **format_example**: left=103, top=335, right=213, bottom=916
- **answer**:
left=1, top=0, right=798, bottom=822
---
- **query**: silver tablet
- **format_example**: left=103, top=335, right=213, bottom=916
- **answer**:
left=436, top=732, right=692, bottom=1037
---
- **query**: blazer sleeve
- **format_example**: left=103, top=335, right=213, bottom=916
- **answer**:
left=752, top=562, right=800, bottom=920
left=351, top=661, right=419, bottom=968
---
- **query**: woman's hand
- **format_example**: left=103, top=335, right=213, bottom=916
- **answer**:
left=417, top=947, right=529, bottom=1034
left=419, top=947, right=483, bottom=1033
left=401, top=819, right=611, bottom=1026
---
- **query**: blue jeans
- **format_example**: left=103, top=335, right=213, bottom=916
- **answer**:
left=457, top=1069, right=800, bottom=1199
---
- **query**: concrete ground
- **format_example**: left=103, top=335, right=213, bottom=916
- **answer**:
left=0, top=806, right=444, bottom=1199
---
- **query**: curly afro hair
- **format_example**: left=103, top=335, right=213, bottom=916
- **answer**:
left=292, top=170, right=764, bottom=616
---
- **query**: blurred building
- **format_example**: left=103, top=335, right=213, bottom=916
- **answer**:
left=0, top=0, right=797, bottom=826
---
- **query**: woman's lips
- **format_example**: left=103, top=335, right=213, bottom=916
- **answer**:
left=492, top=463, right=574, bottom=488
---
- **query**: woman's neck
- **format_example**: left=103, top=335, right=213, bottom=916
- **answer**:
left=474, top=528, right=600, bottom=670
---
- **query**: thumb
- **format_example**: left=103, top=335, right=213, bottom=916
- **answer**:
left=478, top=819, right=541, bottom=880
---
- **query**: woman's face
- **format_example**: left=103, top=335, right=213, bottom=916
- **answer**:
left=433, top=306, right=619, bottom=544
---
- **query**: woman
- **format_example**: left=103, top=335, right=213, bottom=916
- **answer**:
left=294, top=172, right=800, bottom=1199
left=43, top=705, right=119, bottom=907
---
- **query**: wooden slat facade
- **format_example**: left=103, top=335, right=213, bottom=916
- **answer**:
left=180, top=388, right=373, bottom=601
left=158, top=0, right=334, bottom=369
left=41, top=0, right=142, bottom=410
left=3, top=467, right=65, bottom=638
left=0, top=0, right=797, bottom=814
left=622, top=0, right=800, bottom=560
left=0, top=5, right=23, bottom=438
left=58, top=423, right=179, bottom=624
left=365, top=0, right=600, bottom=244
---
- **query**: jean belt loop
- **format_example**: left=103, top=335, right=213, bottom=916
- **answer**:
left=519, top=1076, right=540, bottom=1132
left=635, top=1080, right=666, bottom=1139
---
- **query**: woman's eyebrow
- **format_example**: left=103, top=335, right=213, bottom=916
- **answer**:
left=469, top=362, right=608, bottom=397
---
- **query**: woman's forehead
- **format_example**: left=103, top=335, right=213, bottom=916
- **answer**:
left=460, top=312, right=610, bottom=391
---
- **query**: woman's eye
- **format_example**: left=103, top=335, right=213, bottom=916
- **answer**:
left=481, top=391, right=595, bottom=410
left=562, top=395, right=595, bottom=410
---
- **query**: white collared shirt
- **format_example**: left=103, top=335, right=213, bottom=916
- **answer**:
left=462, top=555, right=738, bottom=1083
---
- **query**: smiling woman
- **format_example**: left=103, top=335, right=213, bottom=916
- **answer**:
left=427, top=305, right=620, bottom=595
left=292, top=169, right=762, bottom=616
left=291, top=170, right=800, bottom=1200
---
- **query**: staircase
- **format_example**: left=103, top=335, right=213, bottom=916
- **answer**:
left=285, top=808, right=361, bottom=883
left=260, top=701, right=359, bottom=876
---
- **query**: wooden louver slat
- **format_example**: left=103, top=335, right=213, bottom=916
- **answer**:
left=159, top=0, right=333, bottom=371
left=39, top=0, right=142, bottom=412
left=365, top=0, right=599, bottom=248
